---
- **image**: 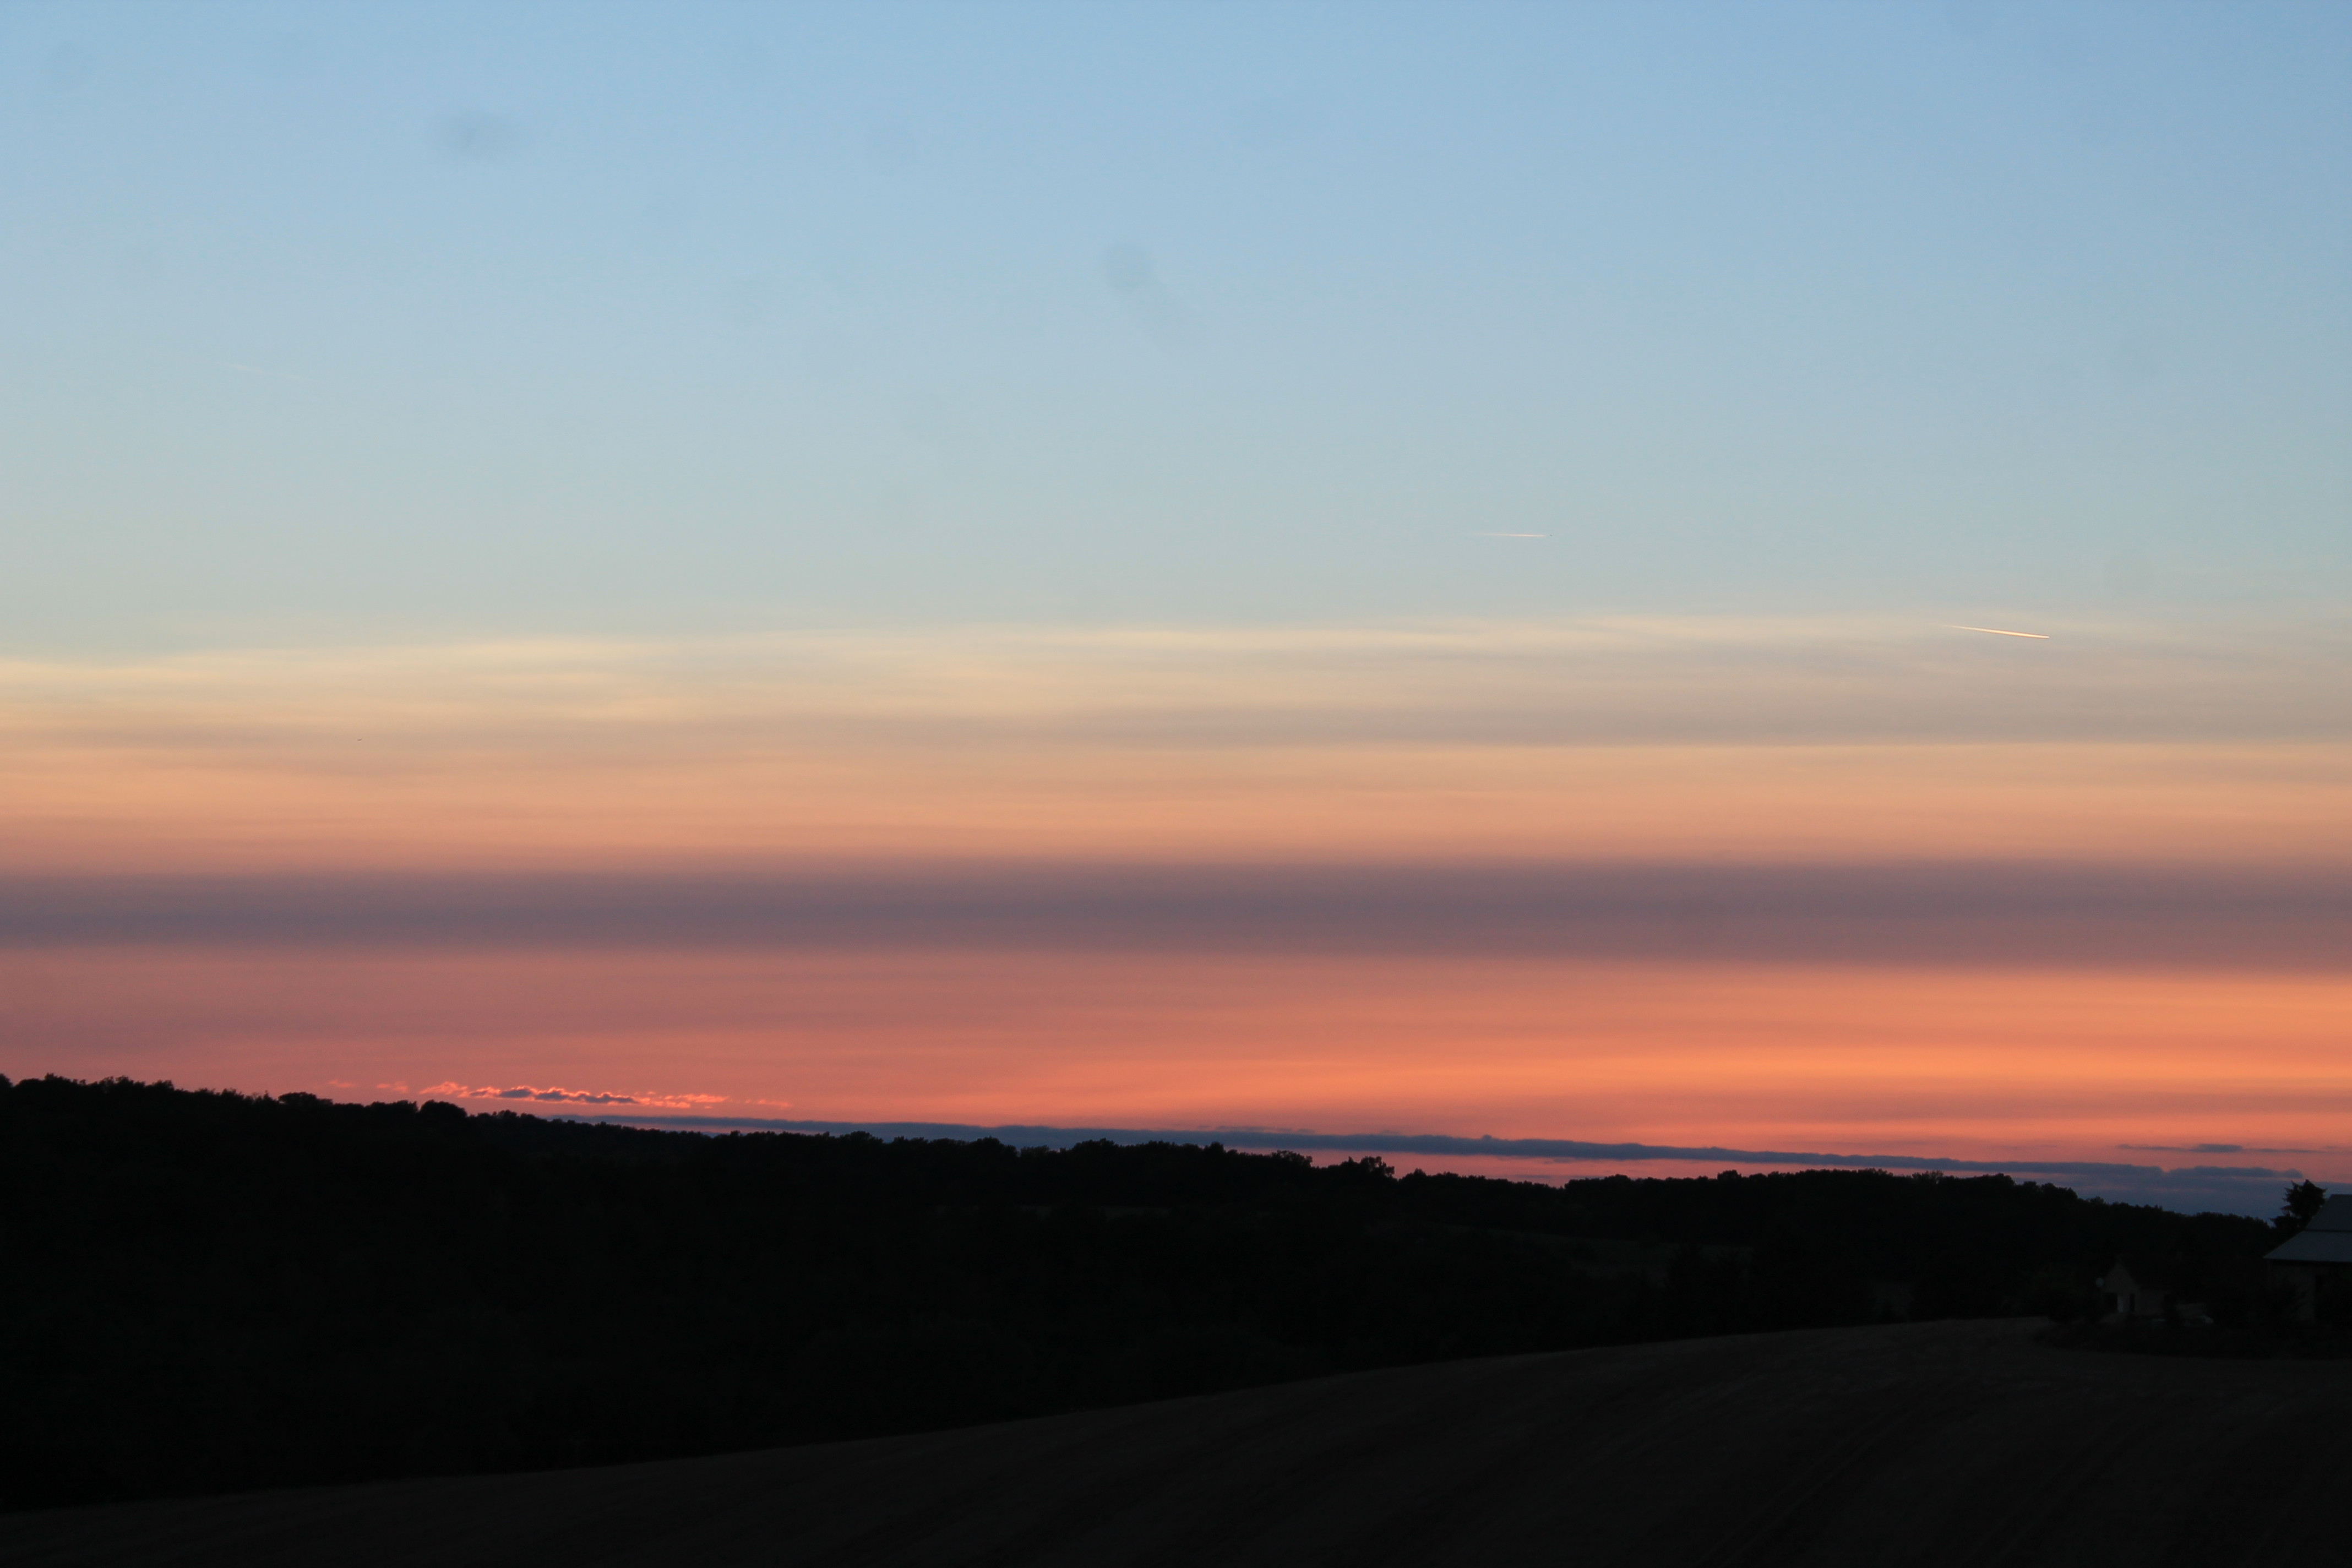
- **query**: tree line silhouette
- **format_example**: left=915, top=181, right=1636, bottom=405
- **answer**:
left=0, top=1074, right=2277, bottom=1510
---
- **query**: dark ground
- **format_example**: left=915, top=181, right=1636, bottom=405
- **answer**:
left=11, top=1076, right=2289, bottom=1513
left=8, top=1318, right=2347, bottom=1568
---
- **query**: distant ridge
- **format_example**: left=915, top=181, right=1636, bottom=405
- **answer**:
left=560, top=1113, right=2305, bottom=1212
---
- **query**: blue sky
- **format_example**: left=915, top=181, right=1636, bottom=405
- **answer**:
left=6, top=0, right=2348, bottom=650
left=8, top=3, right=2352, bottom=1208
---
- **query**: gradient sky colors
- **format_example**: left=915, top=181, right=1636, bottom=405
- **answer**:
left=6, top=2, right=2349, bottom=1211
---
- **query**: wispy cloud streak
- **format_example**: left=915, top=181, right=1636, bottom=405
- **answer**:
left=7, top=617, right=2347, bottom=875
left=4, top=862, right=2344, bottom=968
left=420, top=1081, right=727, bottom=1109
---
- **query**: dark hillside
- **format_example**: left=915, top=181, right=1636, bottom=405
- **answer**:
left=0, top=1075, right=2274, bottom=1510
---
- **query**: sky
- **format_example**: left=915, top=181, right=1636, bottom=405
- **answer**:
left=4, top=1, right=2349, bottom=1213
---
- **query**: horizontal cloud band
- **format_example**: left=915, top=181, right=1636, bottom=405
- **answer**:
left=3, top=861, right=2346, bottom=968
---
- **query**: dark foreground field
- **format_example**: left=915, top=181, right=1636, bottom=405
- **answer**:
left=9, top=1318, right=2347, bottom=1568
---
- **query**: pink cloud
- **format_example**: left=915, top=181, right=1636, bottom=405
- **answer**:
left=418, top=1081, right=728, bottom=1110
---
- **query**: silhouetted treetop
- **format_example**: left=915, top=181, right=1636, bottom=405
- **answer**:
left=0, top=1074, right=2273, bottom=1513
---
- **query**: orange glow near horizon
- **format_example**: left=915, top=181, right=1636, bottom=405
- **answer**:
left=7, top=946, right=2348, bottom=1183
left=5, top=618, right=2349, bottom=1205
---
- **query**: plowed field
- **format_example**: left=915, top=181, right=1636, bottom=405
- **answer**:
left=8, top=1319, right=2347, bottom=1567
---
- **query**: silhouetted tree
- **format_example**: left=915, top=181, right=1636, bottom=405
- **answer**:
left=0, top=1074, right=2284, bottom=1513
left=2278, top=1179, right=2328, bottom=1237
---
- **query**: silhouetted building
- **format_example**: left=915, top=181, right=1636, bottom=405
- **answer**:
left=2266, top=1193, right=2352, bottom=1324
left=2097, top=1256, right=2178, bottom=1320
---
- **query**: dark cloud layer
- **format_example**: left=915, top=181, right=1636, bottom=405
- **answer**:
left=2, top=861, right=2345, bottom=970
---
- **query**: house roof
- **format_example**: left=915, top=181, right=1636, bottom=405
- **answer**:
left=2305, top=1193, right=2352, bottom=1232
left=2267, top=1193, right=2352, bottom=1266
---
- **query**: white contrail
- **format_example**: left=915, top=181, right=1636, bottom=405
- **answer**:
left=1949, top=625, right=2050, bottom=639
left=1477, top=532, right=1548, bottom=538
